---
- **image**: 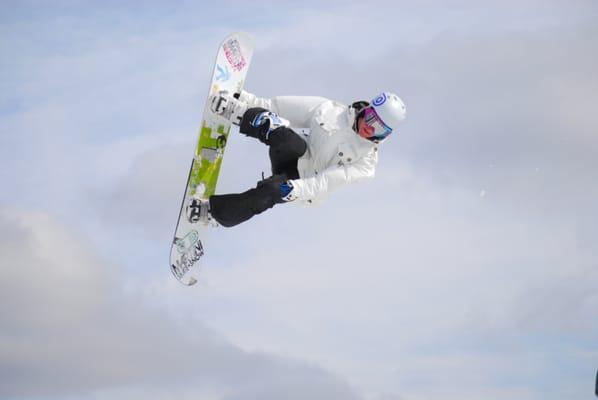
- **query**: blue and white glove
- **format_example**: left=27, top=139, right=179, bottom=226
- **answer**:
left=280, top=180, right=300, bottom=202
left=250, top=110, right=290, bottom=141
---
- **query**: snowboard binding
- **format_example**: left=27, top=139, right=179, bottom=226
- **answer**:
left=186, top=198, right=219, bottom=227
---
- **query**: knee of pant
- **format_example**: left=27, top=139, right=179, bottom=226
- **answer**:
left=257, top=174, right=286, bottom=189
left=257, top=174, right=287, bottom=201
left=251, top=196, right=278, bottom=214
left=268, top=127, right=307, bottom=157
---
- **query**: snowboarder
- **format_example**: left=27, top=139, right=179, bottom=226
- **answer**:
left=187, top=90, right=406, bottom=227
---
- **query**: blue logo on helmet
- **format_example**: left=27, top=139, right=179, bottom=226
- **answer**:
left=372, top=93, right=387, bottom=107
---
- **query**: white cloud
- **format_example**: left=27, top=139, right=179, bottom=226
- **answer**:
left=2, top=2, right=597, bottom=400
left=0, top=209, right=362, bottom=399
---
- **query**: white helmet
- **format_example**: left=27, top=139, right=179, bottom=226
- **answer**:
left=365, top=92, right=406, bottom=141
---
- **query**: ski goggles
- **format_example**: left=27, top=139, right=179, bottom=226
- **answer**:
left=363, top=106, right=393, bottom=140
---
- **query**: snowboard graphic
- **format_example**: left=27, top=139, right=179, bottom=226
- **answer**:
left=170, top=32, right=254, bottom=286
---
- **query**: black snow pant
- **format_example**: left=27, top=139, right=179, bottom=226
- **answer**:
left=209, top=107, right=307, bottom=227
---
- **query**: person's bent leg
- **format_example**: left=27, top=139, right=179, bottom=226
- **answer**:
left=268, top=126, right=306, bottom=178
left=209, top=175, right=288, bottom=227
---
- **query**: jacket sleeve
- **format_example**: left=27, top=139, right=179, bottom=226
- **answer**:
left=289, top=150, right=377, bottom=203
left=238, top=90, right=328, bottom=127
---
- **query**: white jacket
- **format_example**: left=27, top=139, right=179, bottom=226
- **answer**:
left=238, top=91, right=380, bottom=205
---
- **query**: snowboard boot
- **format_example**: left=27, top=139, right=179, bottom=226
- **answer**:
left=209, top=90, right=248, bottom=126
left=185, top=198, right=219, bottom=227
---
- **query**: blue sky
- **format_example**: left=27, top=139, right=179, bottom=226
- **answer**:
left=1, top=1, right=597, bottom=399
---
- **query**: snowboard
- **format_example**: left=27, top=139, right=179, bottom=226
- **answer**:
left=170, top=32, right=254, bottom=286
